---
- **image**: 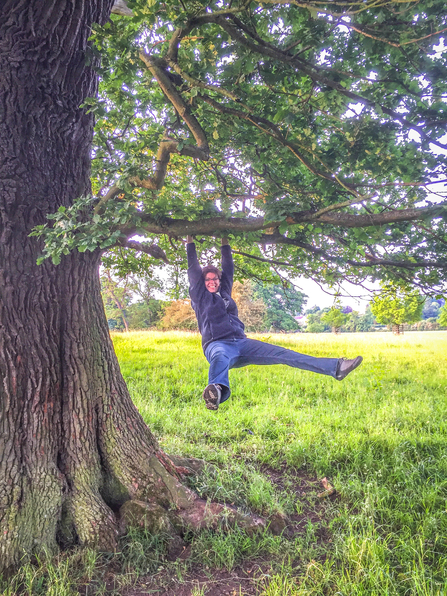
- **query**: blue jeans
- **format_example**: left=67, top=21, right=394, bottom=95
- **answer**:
left=204, top=338, right=339, bottom=403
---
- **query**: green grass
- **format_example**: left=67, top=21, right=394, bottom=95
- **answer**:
left=2, top=331, right=447, bottom=595
left=113, top=330, right=447, bottom=594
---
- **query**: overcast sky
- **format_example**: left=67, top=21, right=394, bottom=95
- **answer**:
left=293, top=276, right=375, bottom=313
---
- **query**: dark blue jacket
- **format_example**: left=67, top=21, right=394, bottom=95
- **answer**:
left=187, top=243, right=246, bottom=351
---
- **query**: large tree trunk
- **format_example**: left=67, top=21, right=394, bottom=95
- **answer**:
left=0, top=0, right=201, bottom=574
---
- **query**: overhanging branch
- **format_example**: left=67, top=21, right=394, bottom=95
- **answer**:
left=123, top=204, right=445, bottom=237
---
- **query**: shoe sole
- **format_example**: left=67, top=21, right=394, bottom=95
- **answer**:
left=203, top=385, right=220, bottom=410
left=336, top=356, right=363, bottom=381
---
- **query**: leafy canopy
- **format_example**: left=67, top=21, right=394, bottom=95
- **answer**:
left=370, top=282, right=424, bottom=326
left=33, top=0, right=447, bottom=293
left=321, top=307, right=349, bottom=330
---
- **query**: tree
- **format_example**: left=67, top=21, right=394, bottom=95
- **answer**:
left=344, top=311, right=360, bottom=332
left=126, top=300, right=165, bottom=329
left=370, top=283, right=424, bottom=334
left=439, top=305, right=447, bottom=328
left=414, top=317, right=440, bottom=331
left=101, top=247, right=166, bottom=328
left=422, top=297, right=445, bottom=320
left=158, top=300, right=198, bottom=331
left=101, top=269, right=133, bottom=331
left=357, top=305, right=376, bottom=332
left=2, top=0, right=447, bottom=572
left=253, top=283, right=306, bottom=332
left=232, top=281, right=267, bottom=332
left=101, top=269, right=163, bottom=330
left=321, top=307, right=349, bottom=334
left=305, top=307, right=331, bottom=333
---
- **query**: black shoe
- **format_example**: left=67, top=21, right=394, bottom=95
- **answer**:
left=203, top=384, right=222, bottom=410
left=335, top=356, right=363, bottom=380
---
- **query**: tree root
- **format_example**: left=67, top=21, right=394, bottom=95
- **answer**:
left=175, top=498, right=267, bottom=534
left=116, top=454, right=287, bottom=540
left=118, top=496, right=269, bottom=541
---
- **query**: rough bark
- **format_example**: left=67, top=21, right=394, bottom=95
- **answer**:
left=0, top=0, right=219, bottom=574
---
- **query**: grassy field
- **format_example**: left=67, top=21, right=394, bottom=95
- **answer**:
left=3, top=331, right=447, bottom=595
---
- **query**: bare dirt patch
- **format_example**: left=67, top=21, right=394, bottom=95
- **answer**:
left=123, top=563, right=269, bottom=596
left=111, top=467, right=337, bottom=596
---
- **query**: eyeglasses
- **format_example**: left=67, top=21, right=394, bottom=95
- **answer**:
left=205, top=277, right=219, bottom=282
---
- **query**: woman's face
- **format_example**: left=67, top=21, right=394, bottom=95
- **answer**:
left=204, top=273, right=220, bottom=293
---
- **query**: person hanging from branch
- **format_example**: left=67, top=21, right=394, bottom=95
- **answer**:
left=186, top=235, right=363, bottom=410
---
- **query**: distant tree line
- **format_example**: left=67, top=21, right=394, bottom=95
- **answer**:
left=101, top=272, right=446, bottom=334
left=305, top=305, right=377, bottom=334
left=305, top=295, right=446, bottom=335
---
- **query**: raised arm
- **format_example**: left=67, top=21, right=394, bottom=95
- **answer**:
left=186, top=237, right=205, bottom=302
left=220, top=237, right=233, bottom=294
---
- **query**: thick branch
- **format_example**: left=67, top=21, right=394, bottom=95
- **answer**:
left=94, top=185, right=122, bottom=214
left=130, top=53, right=210, bottom=192
left=129, top=135, right=206, bottom=191
left=167, top=27, right=191, bottom=62
left=128, top=214, right=271, bottom=236
left=119, top=204, right=445, bottom=237
left=139, top=53, right=209, bottom=158
left=111, top=0, right=133, bottom=17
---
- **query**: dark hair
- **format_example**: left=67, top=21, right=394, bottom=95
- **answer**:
left=202, top=265, right=222, bottom=280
